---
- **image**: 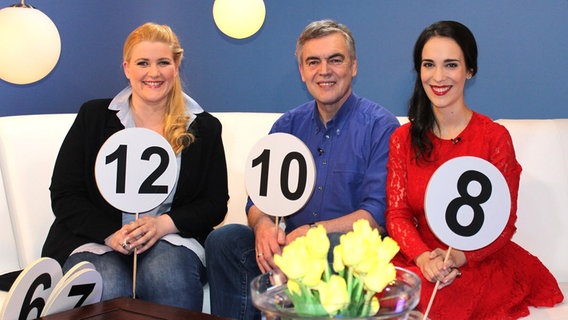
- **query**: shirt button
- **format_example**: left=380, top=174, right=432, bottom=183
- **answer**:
left=322, top=160, right=327, bottom=165
left=325, top=134, right=330, bottom=139
left=317, top=186, right=323, bottom=191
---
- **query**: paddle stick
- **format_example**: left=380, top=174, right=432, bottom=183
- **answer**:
left=422, top=247, right=453, bottom=320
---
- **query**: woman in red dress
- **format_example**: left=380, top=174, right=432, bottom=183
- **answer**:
left=385, top=20, right=563, bottom=319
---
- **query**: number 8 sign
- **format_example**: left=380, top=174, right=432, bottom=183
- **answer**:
left=245, top=133, right=316, bottom=217
left=425, top=156, right=510, bottom=251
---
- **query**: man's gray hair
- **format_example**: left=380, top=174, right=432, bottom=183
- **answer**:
left=295, top=19, right=356, bottom=65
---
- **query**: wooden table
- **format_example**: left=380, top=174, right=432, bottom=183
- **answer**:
left=37, top=297, right=230, bottom=320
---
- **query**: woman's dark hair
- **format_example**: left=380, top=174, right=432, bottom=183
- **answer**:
left=408, top=20, right=478, bottom=161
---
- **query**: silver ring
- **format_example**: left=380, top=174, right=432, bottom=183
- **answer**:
left=121, top=241, right=128, bottom=249
left=451, top=266, right=462, bottom=277
left=257, top=252, right=263, bottom=257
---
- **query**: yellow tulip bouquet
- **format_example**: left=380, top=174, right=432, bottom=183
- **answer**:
left=273, top=219, right=400, bottom=318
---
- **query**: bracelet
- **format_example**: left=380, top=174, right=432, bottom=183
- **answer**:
left=309, top=222, right=317, bottom=229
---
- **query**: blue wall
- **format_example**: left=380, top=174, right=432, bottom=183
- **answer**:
left=1, top=0, right=567, bottom=119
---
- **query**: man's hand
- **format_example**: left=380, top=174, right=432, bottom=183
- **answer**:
left=285, top=224, right=310, bottom=245
left=253, top=215, right=286, bottom=273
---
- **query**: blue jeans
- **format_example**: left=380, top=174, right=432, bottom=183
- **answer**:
left=205, top=224, right=343, bottom=320
left=63, top=240, right=206, bottom=311
left=205, top=224, right=260, bottom=320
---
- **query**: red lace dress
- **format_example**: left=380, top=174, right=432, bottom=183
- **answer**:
left=386, top=112, right=564, bottom=319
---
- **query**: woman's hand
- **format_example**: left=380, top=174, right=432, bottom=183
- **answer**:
left=416, top=251, right=448, bottom=282
left=415, top=248, right=464, bottom=289
left=122, top=215, right=176, bottom=254
left=105, top=227, right=132, bottom=254
left=437, top=266, right=461, bottom=289
left=105, top=215, right=177, bottom=255
left=437, top=248, right=466, bottom=289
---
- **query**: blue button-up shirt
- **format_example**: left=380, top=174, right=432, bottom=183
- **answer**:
left=247, top=93, right=399, bottom=232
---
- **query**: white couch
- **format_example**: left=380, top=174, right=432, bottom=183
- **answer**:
left=0, top=112, right=566, bottom=318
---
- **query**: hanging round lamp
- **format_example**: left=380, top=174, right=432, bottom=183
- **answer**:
left=0, top=1, right=61, bottom=85
left=213, top=0, right=266, bottom=39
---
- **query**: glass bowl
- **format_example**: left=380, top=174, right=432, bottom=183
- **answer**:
left=251, top=267, right=421, bottom=320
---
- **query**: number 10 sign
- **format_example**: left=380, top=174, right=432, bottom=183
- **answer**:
left=245, top=133, right=316, bottom=217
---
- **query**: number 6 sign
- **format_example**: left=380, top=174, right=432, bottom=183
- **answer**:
left=0, top=259, right=102, bottom=320
left=94, top=128, right=177, bottom=213
left=245, top=133, right=316, bottom=217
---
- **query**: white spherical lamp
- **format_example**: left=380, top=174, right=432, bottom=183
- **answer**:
left=0, top=2, right=61, bottom=85
left=213, top=0, right=266, bottom=39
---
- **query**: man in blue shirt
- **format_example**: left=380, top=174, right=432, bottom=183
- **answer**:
left=205, top=19, right=400, bottom=320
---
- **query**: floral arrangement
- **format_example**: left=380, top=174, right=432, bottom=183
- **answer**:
left=273, top=219, right=400, bottom=318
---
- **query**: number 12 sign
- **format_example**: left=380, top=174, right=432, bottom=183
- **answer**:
left=94, top=128, right=178, bottom=214
left=245, top=133, right=316, bottom=217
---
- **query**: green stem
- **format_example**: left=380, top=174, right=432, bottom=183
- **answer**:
left=347, top=267, right=354, bottom=295
left=323, top=263, right=331, bottom=282
left=360, top=289, right=375, bottom=316
left=341, top=268, right=355, bottom=316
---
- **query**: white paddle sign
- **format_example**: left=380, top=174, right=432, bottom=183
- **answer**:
left=425, top=156, right=510, bottom=251
left=0, top=258, right=102, bottom=320
left=422, top=156, right=511, bottom=319
left=245, top=133, right=316, bottom=218
left=94, top=128, right=177, bottom=299
left=94, top=128, right=177, bottom=214
left=40, top=262, right=102, bottom=317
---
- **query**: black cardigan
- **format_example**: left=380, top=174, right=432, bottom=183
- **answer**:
left=42, top=99, right=229, bottom=265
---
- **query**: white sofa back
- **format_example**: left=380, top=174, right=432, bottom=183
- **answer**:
left=0, top=113, right=566, bottom=318
left=0, top=114, right=566, bottom=280
left=212, top=113, right=281, bottom=226
left=496, top=119, right=568, bottom=283
left=0, top=114, right=74, bottom=269
left=0, top=172, right=19, bottom=275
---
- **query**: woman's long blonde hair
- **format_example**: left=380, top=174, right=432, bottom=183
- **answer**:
left=123, top=22, right=194, bottom=154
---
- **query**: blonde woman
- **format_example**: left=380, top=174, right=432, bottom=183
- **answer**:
left=42, top=23, right=228, bottom=310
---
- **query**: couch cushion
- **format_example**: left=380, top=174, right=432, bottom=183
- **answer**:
left=496, top=119, right=568, bottom=284
left=0, top=170, right=19, bottom=275
left=0, top=114, right=77, bottom=267
left=211, top=112, right=282, bottom=226
left=527, top=282, right=568, bottom=319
